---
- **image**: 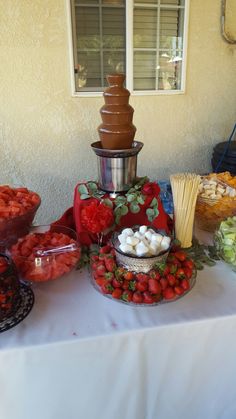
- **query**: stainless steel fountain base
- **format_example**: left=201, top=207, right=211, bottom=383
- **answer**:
left=91, top=141, right=143, bottom=193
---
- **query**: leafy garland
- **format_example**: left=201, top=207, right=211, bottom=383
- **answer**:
left=78, top=177, right=159, bottom=224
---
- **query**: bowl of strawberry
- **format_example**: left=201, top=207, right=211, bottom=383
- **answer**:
left=90, top=244, right=196, bottom=306
left=9, top=225, right=81, bottom=282
left=0, top=185, right=41, bottom=248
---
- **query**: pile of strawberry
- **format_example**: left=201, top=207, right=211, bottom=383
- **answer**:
left=91, top=244, right=195, bottom=305
left=0, top=185, right=40, bottom=219
left=0, top=256, right=20, bottom=318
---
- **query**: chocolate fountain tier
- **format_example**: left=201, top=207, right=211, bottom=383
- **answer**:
left=91, top=141, right=143, bottom=193
left=98, top=73, right=136, bottom=150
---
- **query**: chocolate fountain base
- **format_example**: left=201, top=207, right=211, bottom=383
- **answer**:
left=91, top=141, right=143, bottom=193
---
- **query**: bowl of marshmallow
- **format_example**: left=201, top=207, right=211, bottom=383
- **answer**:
left=112, top=225, right=172, bottom=273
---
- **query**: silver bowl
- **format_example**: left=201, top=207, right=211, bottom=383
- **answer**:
left=112, top=227, right=171, bottom=273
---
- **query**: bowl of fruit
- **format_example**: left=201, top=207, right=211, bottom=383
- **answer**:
left=9, top=225, right=81, bottom=282
left=0, top=185, right=41, bottom=248
left=90, top=242, right=196, bottom=306
left=112, top=225, right=171, bottom=273
left=214, top=216, right=236, bottom=272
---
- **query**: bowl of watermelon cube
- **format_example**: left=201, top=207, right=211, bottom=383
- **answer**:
left=9, top=225, right=81, bottom=282
left=0, top=185, right=41, bottom=249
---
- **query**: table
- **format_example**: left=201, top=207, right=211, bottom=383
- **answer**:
left=1, top=234, right=236, bottom=419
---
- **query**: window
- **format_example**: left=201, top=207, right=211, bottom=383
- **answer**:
left=68, top=0, right=188, bottom=95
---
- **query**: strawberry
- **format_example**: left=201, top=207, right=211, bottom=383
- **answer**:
left=163, top=287, right=176, bottom=300
left=174, top=251, right=187, bottom=262
left=183, top=267, right=193, bottom=279
left=174, top=285, right=184, bottom=296
left=132, top=291, right=143, bottom=304
left=149, top=269, right=161, bottom=280
left=112, top=278, right=123, bottom=288
left=148, top=279, right=161, bottom=294
left=94, top=263, right=107, bottom=276
left=121, top=290, right=133, bottom=302
left=99, top=245, right=112, bottom=254
left=160, top=277, right=168, bottom=290
left=104, top=256, right=116, bottom=272
left=176, top=268, right=186, bottom=280
left=112, top=288, right=122, bottom=299
left=104, top=272, right=114, bottom=281
left=181, top=279, right=190, bottom=291
left=95, top=277, right=106, bottom=287
left=166, top=274, right=177, bottom=287
left=136, top=281, right=148, bottom=292
left=123, top=271, right=134, bottom=281
left=128, top=280, right=136, bottom=291
left=143, top=291, right=155, bottom=304
left=136, top=273, right=149, bottom=282
left=101, top=283, right=114, bottom=294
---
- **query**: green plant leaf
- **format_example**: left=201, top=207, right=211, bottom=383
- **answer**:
left=115, top=195, right=127, bottom=204
left=146, top=208, right=155, bottom=222
left=103, top=198, right=113, bottom=208
left=150, top=197, right=158, bottom=208
left=115, top=207, right=122, bottom=224
left=127, top=194, right=136, bottom=203
left=87, top=182, right=98, bottom=192
left=137, top=195, right=145, bottom=205
left=120, top=205, right=128, bottom=216
left=78, top=184, right=89, bottom=195
left=153, top=207, right=159, bottom=218
left=130, top=202, right=140, bottom=214
left=80, top=193, right=90, bottom=200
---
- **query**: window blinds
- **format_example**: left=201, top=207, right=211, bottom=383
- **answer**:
left=72, top=0, right=185, bottom=92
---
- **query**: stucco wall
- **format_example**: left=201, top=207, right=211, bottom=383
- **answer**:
left=0, top=0, right=236, bottom=223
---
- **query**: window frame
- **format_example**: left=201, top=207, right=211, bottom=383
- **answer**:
left=66, top=0, right=189, bottom=97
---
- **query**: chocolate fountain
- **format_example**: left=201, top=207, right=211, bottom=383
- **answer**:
left=91, top=74, right=143, bottom=193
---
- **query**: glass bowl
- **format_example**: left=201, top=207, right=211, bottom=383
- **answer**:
left=214, top=216, right=236, bottom=272
left=9, top=225, right=81, bottom=282
left=0, top=253, right=21, bottom=321
left=112, top=226, right=171, bottom=273
left=0, top=186, right=41, bottom=249
left=195, top=195, right=236, bottom=232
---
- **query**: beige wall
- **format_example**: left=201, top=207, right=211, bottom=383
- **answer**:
left=0, top=0, right=236, bottom=223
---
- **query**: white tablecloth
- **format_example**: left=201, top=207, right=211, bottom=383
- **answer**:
left=1, top=234, right=236, bottom=419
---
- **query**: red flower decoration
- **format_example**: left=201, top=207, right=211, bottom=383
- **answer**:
left=81, top=201, right=114, bottom=234
left=142, top=182, right=160, bottom=196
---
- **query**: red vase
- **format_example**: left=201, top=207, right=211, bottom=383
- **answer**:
left=98, top=74, right=136, bottom=150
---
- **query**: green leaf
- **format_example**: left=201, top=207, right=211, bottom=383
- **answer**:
left=127, top=187, right=136, bottom=194
left=127, top=194, right=136, bottom=203
left=146, top=208, right=155, bottom=222
left=80, top=193, right=90, bottom=200
left=150, top=197, right=158, bottom=208
left=78, top=184, right=89, bottom=195
left=87, top=182, right=98, bottom=192
left=103, top=198, right=113, bottom=208
left=120, top=205, right=128, bottom=216
left=137, top=195, right=145, bottom=205
left=115, top=195, right=126, bottom=205
left=153, top=207, right=159, bottom=218
left=115, top=208, right=122, bottom=224
left=130, top=202, right=140, bottom=214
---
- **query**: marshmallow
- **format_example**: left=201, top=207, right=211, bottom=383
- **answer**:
left=126, top=236, right=139, bottom=246
left=160, top=236, right=171, bottom=251
left=119, top=244, right=134, bottom=254
left=122, top=228, right=134, bottom=237
left=139, top=225, right=148, bottom=235
left=145, top=230, right=153, bottom=241
left=118, top=233, right=127, bottom=244
left=151, top=233, right=163, bottom=244
left=135, top=241, right=149, bottom=256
